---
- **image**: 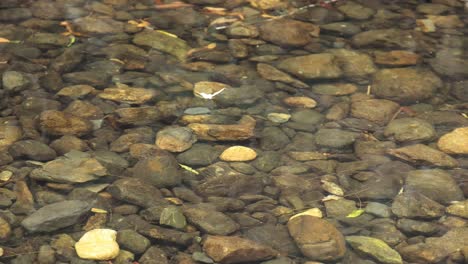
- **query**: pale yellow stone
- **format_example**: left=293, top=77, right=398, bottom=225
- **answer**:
left=267, top=113, right=291, bottom=123
left=75, top=229, right=119, bottom=260
left=438, top=127, right=468, bottom=154
left=219, top=146, right=257, bottom=162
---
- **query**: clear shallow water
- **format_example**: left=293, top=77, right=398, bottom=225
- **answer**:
left=0, top=0, right=467, bottom=263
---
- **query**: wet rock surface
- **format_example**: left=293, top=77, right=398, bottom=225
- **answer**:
left=0, top=0, right=467, bottom=263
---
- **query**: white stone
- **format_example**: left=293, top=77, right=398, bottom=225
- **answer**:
left=75, top=229, right=119, bottom=260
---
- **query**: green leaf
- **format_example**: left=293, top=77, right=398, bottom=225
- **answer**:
left=67, top=35, right=76, bottom=47
left=179, top=164, right=199, bottom=175
left=346, top=209, right=365, bottom=218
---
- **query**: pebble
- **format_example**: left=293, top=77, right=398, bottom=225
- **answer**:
left=75, top=229, right=120, bottom=260
left=437, top=127, right=468, bottom=154
left=219, top=146, right=257, bottom=162
left=29, top=150, right=108, bottom=184
left=117, top=229, right=151, bottom=255
left=155, top=126, right=197, bottom=152
left=203, top=235, right=278, bottom=263
left=312, top=83, right=357, bottom=95
left=267, top=113, right=291, bottom=123
left=283, top=96, right=317, bottom=108
left=277, top=53, right=343, bottom=79
left=346, top=236, right=402, bottom=264
left=351, top=99, right=400, bottom=125
left=405, top=169, right=464, bottom=204
left=98, top=86, right=157, bottom=105
left=446, top=200, right=468, bottom=218
left=21, top=200, right=90, bottom=233
left=372, top=68, right=442, bottom=104
left=288, top=215, right=346, bottom=261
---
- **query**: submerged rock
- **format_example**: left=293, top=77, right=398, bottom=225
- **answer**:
left=288, top=215, right=346, bottom=261
left=346, top=236, right=402, bottom=264
left=203, top=235, right=278, bottom=263
left=21, top=200, right=90, bottom=233
left=75, top=229, right=120, bottom=260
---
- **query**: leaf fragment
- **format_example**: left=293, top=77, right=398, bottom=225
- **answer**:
left=91, top=208, right=108, bottom=214
left=346, top=209, right=365, bottom=218
left=179, top=164, right=199, bottom=174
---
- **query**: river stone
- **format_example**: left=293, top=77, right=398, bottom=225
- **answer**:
left=352, top=29, right=418, bottom=50
left=351, top=99, right=400, bottom=125
left=386, top=144, right=458, bottom=168
left=177, top=143, right=220, bottom=166
left=155, top=126, right=197, bottom=153
left=374, top=50, right=421, bottom=66
left=336, top=1, right=375, bottom=20
left=372, top=68, right=442, bottom=104
left=75, top=229, right=120, bottom=260
left=30, top=150, right=108, bottom=184
left=256, top=63, right=308, bottom=88
left=73, top=16, right=124, bottom=34
left=0, top=125, right=22, bottom=150
left=321, top=22, right=361, bottom=36
left=288, top=215, right=346, bottom=261
left=396, top=218, right=440, bottom=236
left=132, top=151, right=182, bottom=188
left=258, top=18, right=319, bottom=47
left=133, top=30, right=191, bottom=61
left=107, top=178, right=166, bottom=208
left=437, top=127, right=468, bottom=154
left=0, top=216, right=11, bottom=241
left=219, top=146, right=257, bottom=162
left=39, top=110, right=93, bottom=136
left=0, top=7, right=32, bottom=21
left=312, top=83, right=357, bottom=95
left=183, top=206, right=239, bottom=235
left=384, top=117, right=436, bottom=142
left=315, top=128, right=359, bottom=149
left=283, top=96, right=317, bottom=108
left=430, top=49, right=468, bottom=78
left=214, top=85, right=264, bottom=107
left=139, top=246, right=168, bottom=264
left=21, top=200, right=90, bottom=233
left=446, top=200, right=468, bottom=218
left=160, top=206, right=187, bottom=229
left=117, top=229, right=151, bottom=255
left=391, top=191, right=445, bottom=219
left=244, top=224, right=300, bottom=256
left=26, top=32, right=71, bottom=48
left=329, top=48, right=377, bottom=80
left=203, top=235, right=278, bottom=264
left=451, top=80, right=468, bottom=101
left=188, top=115, right=256, bottom=141
left=260, top=126, right=290, bottom=151
left=248, top=0, right=288, bottom=10
left=2, top=71, right=32, bottom=92
left=195, top=163, right=263, bottom=196
left=405, top=169, right=464, bottom=204
left=399, top=227, right=468, bottom=263
left=98, top=86, right=157, bottom=105
left=346, top=236, right=402, bottom=264
left=277, top=54, right=343, bottom=80
left=9, top=140, right=57, bottom=161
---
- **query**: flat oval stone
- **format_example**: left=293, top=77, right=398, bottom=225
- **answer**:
left=219, top=146, right=257, bottom=162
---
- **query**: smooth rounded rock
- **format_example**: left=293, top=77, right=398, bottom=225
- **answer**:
left=437, top=127, right=468, bottom=154
left=155, top=126, right=197, bottom=153
left=287, top=215, right=346, bottom=261
left=219, top=146, right=257, bottom=162
left=75, top=229, right=120, bottom=260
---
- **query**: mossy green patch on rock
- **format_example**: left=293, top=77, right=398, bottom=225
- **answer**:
left=346, top=235, right=403, bottom=264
